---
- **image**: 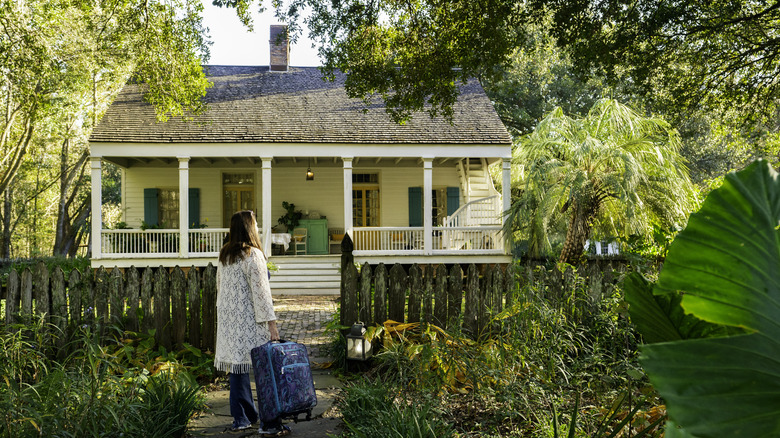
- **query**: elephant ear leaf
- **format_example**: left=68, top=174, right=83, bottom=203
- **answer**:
left=640, top=160, right=780, bottom=437
left=624, top=273, right=731, bottom=344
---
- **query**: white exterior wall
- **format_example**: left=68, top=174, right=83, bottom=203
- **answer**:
left=122, top=164, right=460, bottom=229
left=123, top=167, right=258, bottom=228
left=271, top=167, right=344, bottom=229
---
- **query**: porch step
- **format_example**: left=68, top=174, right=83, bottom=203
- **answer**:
left=269, top=255, right=341, bottom=295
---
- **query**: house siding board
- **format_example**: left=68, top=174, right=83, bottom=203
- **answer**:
left=125, top=168, right=223, bottom=228
left=90, top=67, right=512, bottom=146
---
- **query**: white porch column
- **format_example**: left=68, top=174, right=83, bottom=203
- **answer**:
left=261, top=157, right=273, bottom=255
left=90, top=157, right=102, bottom=259
left=178, top=157, right=190, bottom=258
left=423, top=158, right=433, bottom=254
left=502, top=157, right=512, bottom=254
left=343, top=157, right=353, bottom=237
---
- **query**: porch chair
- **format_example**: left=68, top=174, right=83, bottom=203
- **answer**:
left=292, top=227, right=308, bottom=255
left=329, top=228, right=344, bottom=254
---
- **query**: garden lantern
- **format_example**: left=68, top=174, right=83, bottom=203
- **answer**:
left=345, top=322, right=373, bottom=361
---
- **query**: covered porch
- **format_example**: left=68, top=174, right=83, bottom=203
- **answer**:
left=89, top=149, right=514, bottom=268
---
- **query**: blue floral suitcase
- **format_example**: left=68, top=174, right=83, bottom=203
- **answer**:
left=251, top=340, right=318, bottom=423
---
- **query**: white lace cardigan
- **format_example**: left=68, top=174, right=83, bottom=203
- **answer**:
left=214, top=247, right=276, bottom=374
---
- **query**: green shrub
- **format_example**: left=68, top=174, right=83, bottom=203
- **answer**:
left=339, top=380, right=454, bottom=438
left=0, top=322, right=204, bottom=438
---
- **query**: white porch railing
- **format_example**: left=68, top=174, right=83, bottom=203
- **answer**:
left=101, top=228, right=230, bottom=258
left=444, top=195, right=502, bottom=227
left=189, top=228, right=230, bottom=256
left=438, top=226, right=503, bottom=252
left=352, top=227, right=427, bottom=254
left=101, top=226, right=505, bottom=258
left=353, top=226, right=504, bottom=254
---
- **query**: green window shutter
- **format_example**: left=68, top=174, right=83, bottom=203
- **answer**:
left=143, top=188, right=159, bottom=226
left=189, top=188, right=200, bottom=228
left=446, top=187, right=460, bottom=216
left=408, top=187, right=422, bottom=227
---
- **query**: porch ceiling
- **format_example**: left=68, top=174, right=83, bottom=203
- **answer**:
left=102, top=155, right=501, bottom=169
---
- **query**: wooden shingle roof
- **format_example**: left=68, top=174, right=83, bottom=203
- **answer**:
left=90, top=66, right=511, bottom=145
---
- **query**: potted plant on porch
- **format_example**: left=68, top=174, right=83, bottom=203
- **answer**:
left=277, top=201, right=303, bottom=233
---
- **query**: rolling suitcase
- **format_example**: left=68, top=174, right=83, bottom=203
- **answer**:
left=251, top=340, right=318, bottom=424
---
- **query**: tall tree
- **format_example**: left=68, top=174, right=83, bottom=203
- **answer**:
left=506, top=99, right=697, bottom=264
left=482, top=20, right=614, bottom=136
left=221, top=0, right=780, bottom=125
left=0, top=0, right=212, bottom=256
left=542, top=0, right=780, bottom=122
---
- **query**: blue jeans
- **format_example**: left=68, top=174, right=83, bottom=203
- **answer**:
left=229, top=373, right=258, bottom=429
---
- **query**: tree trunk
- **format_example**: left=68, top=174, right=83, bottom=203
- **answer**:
left=559, top=204, right=593, bottom=265
left=1, top=187, right=12, bottom=258
left=53, top=137, right=90, bottom=257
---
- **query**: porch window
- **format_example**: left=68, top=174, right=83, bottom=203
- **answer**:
left=159, top=188, right=179, bottom=228
left=223, top=173, right=255, bottom=226
left=353, top=173, right=379, bottom=226
left=143, top=188, right=200, bottom=228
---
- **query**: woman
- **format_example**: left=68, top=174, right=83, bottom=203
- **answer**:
left=215, top=210, right=288, bottom=435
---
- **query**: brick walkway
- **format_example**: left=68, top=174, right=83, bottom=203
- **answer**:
left=273, top=295, right=340, bottom=360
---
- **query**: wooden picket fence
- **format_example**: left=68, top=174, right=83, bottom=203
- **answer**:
left=340, top=260, right=628, bottom=337
left=1, top=261, right=217, bottom=353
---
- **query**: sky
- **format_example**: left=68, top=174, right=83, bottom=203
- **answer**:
left=200, top=1, right=322, bottom=67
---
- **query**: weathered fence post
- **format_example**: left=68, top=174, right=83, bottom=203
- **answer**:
left=66, top=269, right=82, bottom=328
left=187, top=266, right=201, bottom=349
left=340, top=233, right=354, bottom=304
left=433, top=264, right=447, bottom=328
left=448, top=264, right=463, bottom=328
left=477, top=266, right=489, bottom=335
left=491, top=264, right=504, bottom=314
left=21, top=267, right=36, bottom=315
left=125, top=267, right=140, bottom=333
left=6, top=269, right=20, bottom=325
left=34, top=261, right=50, bottom=321
left=407, top=264, right=423, bottom=323
left=374, top=263, right=387, bottom=325
left=388, top=264, right=406, bottom=323
left=51, top=267, right=67, bottom=350
left=109, top=268, right=124, bottom=324
left=171, top=267, right=187, bottom=349
left=463, top=264, right=479, bottom=337
left=504, top=263, right=516, bottom=309
left=202, top=264, right=217, bottom=352
left=359, top=262, right=372, bottom=324
left=141, top=268, right=154, bottom=333
left=422, top=266, right=434, bottom=324
left=154, top=266, right=172, bottom=350
left=94, top=267, right=109, bottom=323
left=341, top=262, right=359, bottom=326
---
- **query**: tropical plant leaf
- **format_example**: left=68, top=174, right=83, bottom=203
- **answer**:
left=641, top=160, right=780, bottom=437
left=624, top=273, right=731, bottom=343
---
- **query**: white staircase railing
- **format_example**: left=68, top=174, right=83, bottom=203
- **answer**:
left=444, top=195, right=502, bottom=228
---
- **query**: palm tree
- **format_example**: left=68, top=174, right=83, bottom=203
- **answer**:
left=506, top=99, right=697, bottom=264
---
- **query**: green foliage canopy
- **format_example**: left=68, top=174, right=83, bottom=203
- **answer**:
left=218, top=0, right=780, bottom=125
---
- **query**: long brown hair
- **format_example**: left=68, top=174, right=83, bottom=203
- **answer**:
left=219, top=210, right=263, bottom=265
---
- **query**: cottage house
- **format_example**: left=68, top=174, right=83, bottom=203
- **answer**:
left=89, top=26, right=513, bottom=293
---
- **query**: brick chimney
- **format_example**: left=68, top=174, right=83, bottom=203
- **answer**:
left=269, top=25, right=289, bottom=72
